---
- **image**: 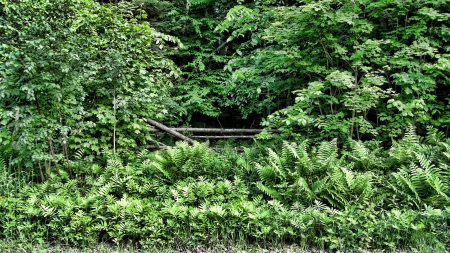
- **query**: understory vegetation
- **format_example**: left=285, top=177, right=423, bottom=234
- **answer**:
left=1, top=127, right=450, bottom=251
left=2, top=0, right=450, bottom=251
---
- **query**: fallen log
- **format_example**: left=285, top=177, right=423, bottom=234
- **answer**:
left=148, top=128, right=281, bottom=133
left=145, top=118, right=196, bottom=145
left=192, top=135, right=256, bottom=139
left=147, top=145, right=245, bottom=152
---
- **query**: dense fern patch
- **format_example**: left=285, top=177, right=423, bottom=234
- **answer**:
left=1, top=128, right=450, bottom=251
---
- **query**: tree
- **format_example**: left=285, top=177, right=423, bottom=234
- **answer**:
left=217, top=0, right=450, bottom=142
left=0, top=0, right=180, bottom=177
left=117, top=0, right=266, bottom=126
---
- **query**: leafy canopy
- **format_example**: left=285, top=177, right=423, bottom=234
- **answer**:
left=0, top=0, right=180, bottom=170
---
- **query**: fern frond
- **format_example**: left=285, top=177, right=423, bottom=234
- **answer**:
left=267, top=148, right=286, bottom=180
left=150, top=159, right=172, bottom=181
left=312, top=200, right=328, bottom=212
left=107, top=159, right=123, bottom=172
left=403, top=124, right=421, bottom=144
left=425, top=126, right=445, bottom=145
left=256, top=163, right=277, bottom=183
left=344, top=139, right=387, bottom=170
left=256, top=182, right=279, bottom=199
left=268, top=199, right=286, bottom=213
left=73, top=149, right=84, bottom=160
left=285, top=141, right=300, bottom=159
left=293, top=176, right=315, bottom=200
left=341, top=167, right=355, bottom=189
left=370, top=194, right=386, bottom=208
left=440, top=143, right=450, bottom=162
left=281, top=141, right=298, bottom=172
left=391, top=167, right=422, bottom=204
left=135, top=149, right=149, bottom=163
left=325, top=188, right=348, bottom=208
left=168, top=143, right=189, bottom=168
left=317, top=138, right=338, bottom=169
left=97, top=182, right=113, bottom=197
left=311, top=176, right=329, bottom=194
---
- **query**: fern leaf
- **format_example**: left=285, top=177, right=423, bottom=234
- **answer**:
left=256, top=163, right=276, bottom=183
left=267, top=148, right=287, bottom=180
left=256, top=182, right=279, bottom=199
left=294, top=176, right=315, bottom=200
left=150, top=160, right=172, bottom=181
left=311, top=176, right=329, bottom=194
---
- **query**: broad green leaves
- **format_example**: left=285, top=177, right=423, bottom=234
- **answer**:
left=0, top=0, right=180, bottom=171
left=218, top=0, right=450, bottom=141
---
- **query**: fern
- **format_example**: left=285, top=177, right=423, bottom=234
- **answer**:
left=324, top=165, right=373, bottom=208
left=149, top=141, right=226, bottom=181
left=256, top=162, right=276, bottom=183
left=316, top=138, right=338, bottom=169
left=150, top=155, right=172, bottom=181
left=267, top=148, right=287, bottom=180
left=237, top=147, right=259, bottom=173
left=73, top=149, right=84, bottom=161
left=403, top=124, right=421, bottom=144
left=294, top=176, right=317, bottom=200
left=425, top=125, right=445, bottom=143
left=389, top=150, right=450, bottom=208
left=311, top=176, right=329, bottom=195
left=343, top=140, right=387, bottom=171
left=256, top=140, right=339, bottom=204
left=97, top=182, right=114, bottom=197
left=256, top=182, right=279, bottom=199
left=167, top=143, right=189, bottom=169
left=280, top=141, right=298, bottom=173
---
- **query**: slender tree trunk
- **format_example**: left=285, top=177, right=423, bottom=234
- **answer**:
left=34, top=90, right=58, bottom=172
left=57, top=99, right=72, bottom=177
left=38, top=161, right=45, bottom=182
left=350, top=110, right=355, bottom=138
left=113, top=85, right=117, bottom=156
left=48, top=140, right=59, bottom=170
left=356, top=122, right=360, bottom=140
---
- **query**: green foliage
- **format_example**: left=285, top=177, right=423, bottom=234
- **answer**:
left=342, top=139, right=388, bottom=172
left=1, top=132, right=450, bottom=250
left=2, top=0, right=450, bottom=251
left=149, top=141, right=239, bottom=181
left=0, top=0, right=180, bottom=173
left=218, top=0, right=450, bottom=141
left=117, top=0, right=247, bottom=123
left=255, top=140, right=374, bottom=208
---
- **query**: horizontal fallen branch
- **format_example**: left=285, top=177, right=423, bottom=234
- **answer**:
left=147, top=145, right=245, bottom=152
left=192, top=135, right=256, bottom=139
left=148, top=128, right=281, bottom=133
left=145, top=118, right=196, bottom=145
left=144, top=118, right=290, bottom=142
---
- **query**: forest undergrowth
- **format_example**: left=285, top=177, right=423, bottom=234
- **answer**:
left=2, top=0, right=450, bottom=251
left=1, top=127, right=450, bottom=252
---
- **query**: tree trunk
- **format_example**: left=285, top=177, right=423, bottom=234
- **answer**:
left=192, top=135, right=256, bottom=139
left=148, top=128, right=282, bottom=133
left=145, top=118, right=196, bottom=145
